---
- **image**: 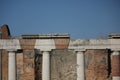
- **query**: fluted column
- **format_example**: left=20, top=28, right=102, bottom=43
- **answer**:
left=75, top=49, right=85, bottom=80
left=111, top=50, right=120, bottom=80
left=8, top=50, right=16, bottom=80
left=42, top=51, right=50, bottom=80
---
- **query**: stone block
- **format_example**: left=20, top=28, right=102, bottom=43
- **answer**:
left=54, top=38, right=69, bottom=49
left=20, top=39, right=36, bottom=50
left=51, top=50, right=76, bottom=80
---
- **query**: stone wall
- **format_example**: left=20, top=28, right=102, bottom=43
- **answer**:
left=16, top=49, right=112, bottom=80
left=51, top=49, right=77, bottom=80
left=85, top=49, right=109, bottom=80
left=34, top=50, right=42, bottom=80
left=16, top=50, right=35, bottom=80
left=17, top=39, right=36, bottom=80
left=112, top=55, right=120, bottom=77
left=16, top=53, right=24, bottom=80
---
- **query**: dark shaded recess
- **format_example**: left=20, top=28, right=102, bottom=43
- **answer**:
left=108, top=49, right=111, bottom=78
left=34, top=49, right=42, bottom=80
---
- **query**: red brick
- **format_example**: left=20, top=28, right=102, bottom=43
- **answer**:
left=54, top=38, right=69, bottom=49
left=85, top=49, right=108, bottom=80
left=2, top=50, right=8, bottom=80
left=112, top=55, right=120, bottom=76
left=19, top=39, right=36, bottom=50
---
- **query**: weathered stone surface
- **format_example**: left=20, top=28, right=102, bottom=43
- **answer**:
left=21, top=73, right=34, bottom=80
left=35, top=50, right=42, bottom=80
left=23, top=50, right=35, bottom=80
left=0, top=39, right=20, bottom=50
left=24, top=50, right=34, bottom=58
left=16, top=53, right=24, bottom=80
left=18, top=39, right=36, bottom=80
left=112, top=55, right=120, bottom=76
left=69, top=39, right=120, bottom=50
left=51, top=50, right=77, bottom=80
left=19, top=39, right=36, bottom=50
left=85, top=49, right=108, bottom=80
left=17, top=50, right=35, bottom=79
left=54, top=38, right=69, bottom=49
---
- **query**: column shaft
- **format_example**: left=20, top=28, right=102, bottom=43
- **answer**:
left=112, top=51, right=120, bottom=80
left=77, top=51, right=85, bottom=80
left=8, top=51, right=16, bottom=80
left=42, top=51, right=50, bottom=80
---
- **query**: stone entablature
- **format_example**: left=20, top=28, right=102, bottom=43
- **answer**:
left=22, top=34, right=70, bottom=39
left=0, top=39, right=20, bottom=50
left=69, top=39, right=120, bottom=50
left=0, top=39, right=120, bottom=50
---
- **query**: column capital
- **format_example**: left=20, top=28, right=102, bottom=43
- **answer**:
left=111, top=49, right=120, bottom=52
left=35, top=39, right=55, bottom=52
left=112, top=50, right=120, bottom=55
left=6, top=49, right=22, bottom=52
left=6, top=49, right=17, bottom=52
left=42, top=51, right=50, bottom=53
left=111, top=48, right=120, bottom=52
left=74, top=48, right=86, bottom=52
left=41, top=49, right=52, bottom=52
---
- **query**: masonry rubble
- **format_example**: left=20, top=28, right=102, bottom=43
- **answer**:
left=0, top=24, right=120, bottom=80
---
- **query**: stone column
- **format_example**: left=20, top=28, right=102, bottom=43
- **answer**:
left=35, top=39, right=55, bottom=80
left=75, top=50, right=85, bottom=80
left=111, top=50, right=120, bottom=80
left=8, top=50, right=16, bottom=80
left=42, top=51, right=50, bottom=80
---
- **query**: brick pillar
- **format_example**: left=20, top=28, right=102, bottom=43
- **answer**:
left=8, top=50, right=16, bottom=80
left=111, top=50, right=120, bottom=80
left=42, top=51, right=50, bottom=80
left=75, top=49, right=85, bottom=80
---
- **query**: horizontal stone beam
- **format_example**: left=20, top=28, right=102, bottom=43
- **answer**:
left=0, top=39, right=120, bottom=51
left=0, top=39, right=21, bottom=50
left=69, top=39, right=120, bottom=50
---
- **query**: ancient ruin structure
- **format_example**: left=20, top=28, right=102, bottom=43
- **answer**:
left=0, top=24, right=120, bottom=80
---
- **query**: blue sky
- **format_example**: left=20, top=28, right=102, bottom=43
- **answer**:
left=0, top=0, right=120, bottom=39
